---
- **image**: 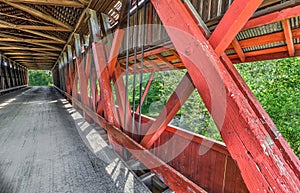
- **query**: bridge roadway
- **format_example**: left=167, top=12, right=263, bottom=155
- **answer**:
left=0, top=86, right=150, bottom=193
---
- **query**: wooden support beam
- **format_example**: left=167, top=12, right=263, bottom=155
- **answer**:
left=227, top=28, right=300, bottom=50
left=15, top=59, right=56, bottom=62
left=89, top=9, right=117, bottom=126
left=0, top=12, right=50, bottom=25
left=3, top=0, right=85, bottom=8
left=220, top=53, right=300, bottom=180
left=4, top=52, right=59, bottom=56
left=1, top=0, right=73, bottom=30
left=0, top=46, right=59, bottom=51
left=63, top=51, right=71, bottom=96
left=228, top=45, right=299, bottom=60
left=209, top=0, right=263, bottom=55
left=282, top=19, right=295, bottom=57
left=90, top=61, right=97, bottom=111
left=74, top=34, right=82, bottom=58
left=29, top=43, right=62, bottom=51
left=108, top=28, right=125, bottom=76
left=112, top=66, right=133, bottom=132
left=77, top=0, right=88, bottom=5
left=0, top=20, right=66, bottom=43
left=67, top=45, right=74, bottom=95
left=141, top=73, right=195, bottom=148
left=0, top=24, right=72, bottom=32
left=0, top=38, right=63, bottom=44
left=118, top=47, right=173, bottom=64
left=231, top=38, right=245, bottom=62
left=155, top=54, right=175, bottom=70
left=151, top=0, right=300, bottom=192
left=10, top=56, right=57, bottom=60
left=230, top=48, right=300, bottom=63
left=243, top=5, right=300, bottom=30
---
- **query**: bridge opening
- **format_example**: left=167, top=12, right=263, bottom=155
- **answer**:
left=28, top=70, right=53, bottom=86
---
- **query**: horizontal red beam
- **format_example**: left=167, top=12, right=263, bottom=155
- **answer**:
left=229, top=44, right=300, bottom=60
left=227, top=28, right=300, bottom=50
left=136, top=113, right=230, bottom=156
left=231, top=48, right=300, bottom=63
left=118, top=46, right=174, bottom=64
left=243, top=5, right=300, bottom=30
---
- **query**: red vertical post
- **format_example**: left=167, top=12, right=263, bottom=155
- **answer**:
left=74, top=33, right=91, bottom=121
left=88, top=9, right=118, bottom=126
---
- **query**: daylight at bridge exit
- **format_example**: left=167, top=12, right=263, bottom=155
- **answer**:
left=0, top=0, right=299, bottom=192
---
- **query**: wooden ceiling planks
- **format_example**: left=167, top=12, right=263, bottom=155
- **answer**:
left=0, top=0, right=85, bottom=70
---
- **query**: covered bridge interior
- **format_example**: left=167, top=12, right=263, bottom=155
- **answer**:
left=0, top=0, right=299, bottom=192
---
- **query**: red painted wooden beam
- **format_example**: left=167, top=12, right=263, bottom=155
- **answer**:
left=229, top=46, right=288, bottom=59
left=227, top=28, right=300, bottom=50
left=92, top=42, right=118, bottom=126
left=151, top=0, right=300, bottom=192
left=209, top=0, right=264, bottom=55
left=108, top=28, right=125, bottom=77
left=231, top=38, right=245, bottom=62
left=75, top=57, right=91, bottom=121
left=229, top=44, right=300, bottom=60
left=118, top=47, right=173, bottom=64
left=243, top=5, right=300, bottom=30
left=231, top=48, right=300, bottom=63
left=221, top=53, right=300, bottom=179
left=282, top=19, right=295, bottom=57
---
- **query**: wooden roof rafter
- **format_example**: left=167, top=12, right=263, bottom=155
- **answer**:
left=2, top=0, right=85, bottom=8
left=282, top=19, right=295, bottom=56
left=4, top=52, right=60, bottom=56
left=231, top=38, right=246, bottom=62
left=10, top=56, right=57, bottom=60
left=0, top=24, right=73, bottom=32
left=0, top=12, right=52, bottom=25
left=0, top=19, right=66, bottom=43
left=223, top=4, right=300, bottom=63
left=0, top=0, right=74, bottom=30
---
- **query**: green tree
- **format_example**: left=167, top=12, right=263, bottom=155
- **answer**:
left=124, top=57, right=300, bottom=157
left=29, top=70, right=53, bottom=86
left=235, top=57, right=300, bottom=157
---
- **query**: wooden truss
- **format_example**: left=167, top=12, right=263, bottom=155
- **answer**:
left=51, top=0, right=300, bottom=193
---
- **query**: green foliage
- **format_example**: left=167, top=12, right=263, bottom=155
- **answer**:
left=127, top=70, right=222, bottom=141
left=235, top=57, right=300, bottom=157
left=126, top=57, right=299, bottom=156
left=29, top=70, right=53, bottom=86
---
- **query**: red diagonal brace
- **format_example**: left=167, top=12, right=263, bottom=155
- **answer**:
left=209, top=0, right=264, bottom=55
left=92, top=42, right=118, bottom=126
left=243, top=5, right=300, bottom=30
left=108, top=29, right=125, bottom=77
left=140, top=72, right=195, bottom=148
